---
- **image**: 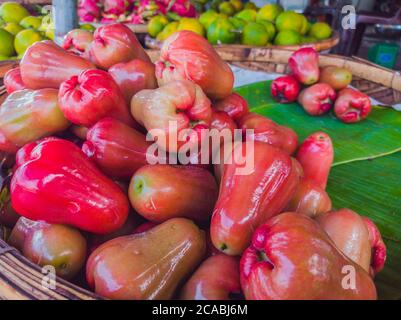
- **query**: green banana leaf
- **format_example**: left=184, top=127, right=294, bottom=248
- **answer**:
left=235, top=80, right=401, bottom=300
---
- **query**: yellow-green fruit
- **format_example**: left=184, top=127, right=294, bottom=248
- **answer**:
left=299, top=14, right=309, bottom=35
left=157, top=21, right=179, bottom=41
left=207, top=17, right=237, bottom=45
left=244, top=2, right=257, bottom=10
left=274, top=29, right=301, bottom=45
left=219, top=2, right=236, bottom=16
left=0, top=2, right=29, bottom=24
left=229, top=0, right=243, bottom=12
left=0, top=17, right=4, bottom=26
left=148, top=15, right=169, bottom=38
left=3, top=22, right=24, bottom=35
left=234, top=9, right=257, bottom=22
left=256, top=4, right=283, bottom=22
left=38, top=15, right=52, bottom=32
left=258, top=20, right=276, bottom=42
left=14, top=29, right=44, bottom=55
left=229, top=17, right=247, bottom=32
left=80, top=23, right=96, bottom=32
left=45, top=28, right=54, bottom=40
left=241, top=22, right=269, bottom=46
left=0, top=28, right=15, bottom=57
left=20, top=16, right=42, bottom=30
left=309, top=22, right=332, bottom=40
left=177, top=18, right=205, bottom=37
left=275, top=11, right=304, bottom=33
left=199, top=10, right=219, bottom=29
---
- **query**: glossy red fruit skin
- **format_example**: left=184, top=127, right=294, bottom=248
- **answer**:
left=129, top=164, right=218, bottom=222
left=20, top=40, right=95, bottom=90
left=8, top=217, right=87, bottom=280
left=240, top=212, right=377, bottom=300
left=62, top=29, right=94, bottom=56
left=362, top=217, right=387, bottom=276
left=10, top=138, right=129, bottom=234
left=286, top=178, right=332, bottom=217
left=210, top=110, right=237, bottom=134
left=58, top=69, right=136, bottom=128
left=4, top=67, right=26, bottom=94
left=131, top=80, right=212, bottom=153
left=238, top=113, right=298, bottom=155
left=334, top=88, right=372, bottom=123
left=271, top=75, right=300, bottom=103
left=296, top=132, right=333, bottom=189
left=298, top=83, right=336, bottom=116
left=213, top=93, right=249, bottom=121
left=180, top=254, right=241, bottom=300
left=156, top=30, right=234, bottom=100
left=316, top=208, right=372, bottom=273
left=0, top=89, right=70, bottom=153
left=288, top=47, right=320, bottom=85
left=82, top=118, right=161, bottom=180
left=108, top=59, right=157, bottom=103
left=88, top=23, right=150, bottom=69
left=211, top=142, right=301, bottom=256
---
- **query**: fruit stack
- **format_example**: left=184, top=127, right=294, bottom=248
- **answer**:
left=0, top=25, right=385, bottom=300
left=149, top=2, right=333, bottom=46
left=272, top=47, right=372, bottom=124
left=0, top=2, right=57, bottom=60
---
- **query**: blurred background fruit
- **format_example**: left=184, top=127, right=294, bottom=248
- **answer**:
left=146, top=1, right=333, bottom=48
left=14, top=29, right=44, bottom=56
left=3, top=23, right=23, bottom=36
left=0, top=2, right=29, bottom=24
left=0, top=28, right=15, bottom=57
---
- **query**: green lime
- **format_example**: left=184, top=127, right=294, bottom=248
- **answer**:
left=229, top=0, right=243, bottom=12
left=241, top=22, right=269, bottom=46
left=80, top=23, right=95, bottom=32
left=0, top=28, right=15, bottom=57
left=275, top=11, right=304, bottom=33
left=274, top=29, right=302, bottom=45
left=20, top=16, right=42, bottom=30
left=14, top=29, right=44, bottom=55
left=3, top=22, right=23, bottom=35
left=177, top=18, right=205, bottom=37
left=0, top=17, right=4, bottom=26
left=157, top=21, right=179, bottom=41
left=234, top=9, right=257, bottom=22
left=256, top=4, right=283, bottom=22
left=199, top=10, right=219, bottom=29
left=219, top=2, right=236, bottom=16
left=148, top=15, right=169, bottom=38
left=258, top=20, right=276, bottom=42
left=301, top=35, right=317, bottom=44
left=229, top=17, right=247, bottom=32
left=45, top=27, right=54, bottom=40
left=0, top=2, right=29, bottom=24
left=244, top=2, right=258, bottom=10
left=309, top=22, right=332, bottom=40
left=207, top=17, right=237, bottom=45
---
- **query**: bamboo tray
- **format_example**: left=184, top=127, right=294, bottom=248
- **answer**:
left=0, top=48, right=400, bottom=300
left=145, top=30, right=340, bottom=53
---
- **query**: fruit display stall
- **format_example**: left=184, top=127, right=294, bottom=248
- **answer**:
left=0, top=1, right=401, bottom=302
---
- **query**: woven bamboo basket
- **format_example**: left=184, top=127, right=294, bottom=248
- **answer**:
left=145, top=30, right=341, bottom=53
left=0, top=48, right=400, bottom=300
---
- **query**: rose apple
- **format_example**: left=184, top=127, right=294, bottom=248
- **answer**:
left=213, top=93, right=249, bottom=121
left=298, top=83, right=336, bottom=116
left=288, top=47, right=320, bottom=85
left=180, top=254, right=241, bottom=300
left=271, top=75, right=300, bottom=103
left=129, top=164, right=218, bottom=222
left=108, top=59, right=157, bottom=103
left=319, top=66, right=352, bottom=90
left=156, top=30, right=234, bottom=99
left=4, top=67, right=26, bottom=94
left=88, top=23, right=150, bottom=69
left=62, top=29, right=94, bottom=56
left=296, top=132, right=333, bottom=189
left=86, top=218, right=206, bottom=300
left=240, top=212, right=377, bottom=300
left=20, top=40, right=95, bottom=89
left=334, top=88, right=371, bottom=123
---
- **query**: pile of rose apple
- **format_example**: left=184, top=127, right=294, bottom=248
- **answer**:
left=272, top=47, right=372, bottom=123
left=0, top=24, right=386, bottom=300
